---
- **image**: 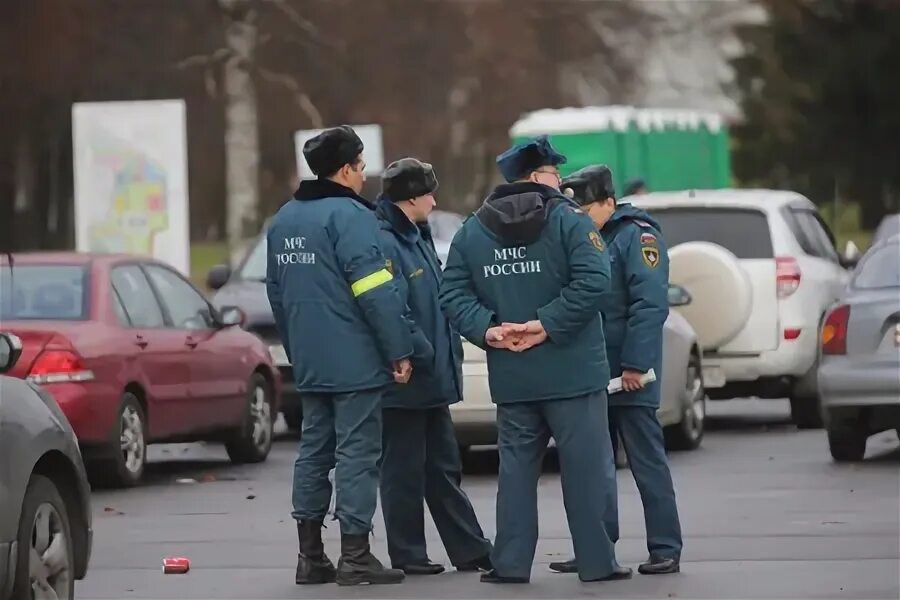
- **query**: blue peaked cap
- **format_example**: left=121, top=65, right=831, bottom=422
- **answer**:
left=496, top=135, right=568, bottom=183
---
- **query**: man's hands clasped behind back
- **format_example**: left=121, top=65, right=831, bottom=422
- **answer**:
left=485, top=320, right=548, bottom=353
left=392, top=358, right=413, bottom=384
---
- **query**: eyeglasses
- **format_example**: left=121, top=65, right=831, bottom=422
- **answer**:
left=534, top=168, right=561, bottom=182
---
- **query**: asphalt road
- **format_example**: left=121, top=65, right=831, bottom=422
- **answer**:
left=76, top=399, right=900, bottom=600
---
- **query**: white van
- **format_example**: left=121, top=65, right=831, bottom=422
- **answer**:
left=630, top=189, right=855, bottom=428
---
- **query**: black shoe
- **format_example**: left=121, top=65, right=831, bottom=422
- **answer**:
left=456, top=554, right=493, bottom=572
left=395, top=561, right=445, bottom=575
left=638, top=556, right=680, bottom=575
left=548, top=558, right=577, bottom=573
left=480, top=569, right=529, bottom=584
left=583, top=566, right=633, bottom=582
left=295, top=520, right=337, bottom=584
left=336, top=533, right=405, bottom=586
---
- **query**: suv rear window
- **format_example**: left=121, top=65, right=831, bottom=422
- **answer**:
left=644, top=207, right=774, bottom=259
left=0, top=265, right=89, bottom=320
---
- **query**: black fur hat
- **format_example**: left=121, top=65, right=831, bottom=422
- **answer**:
left=382, top=158, right=439, bottom=202
left=302, top=125, right=364, bottom=178
left=562, top=164, right=616, bottom=206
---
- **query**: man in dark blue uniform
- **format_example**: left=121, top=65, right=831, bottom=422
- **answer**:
left=374, top=157, right=493, bottom=576
left=549, top=165, right=682, bottom=576
left=439, top=137, right=631, bottom=584
left=266, top=125, right=413, bottom=586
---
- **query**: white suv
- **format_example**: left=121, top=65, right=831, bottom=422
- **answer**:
left=630, top=189, right=855, bottom=428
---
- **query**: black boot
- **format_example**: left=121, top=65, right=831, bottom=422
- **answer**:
left=480, top=569, right=529, bottom=584
left=582, top=565, right=634, bottom=582
left=456, top=554, right=493, bottom=572
left=395, top=561, right=445, bottom=575
left=638, top=556, right=680, bottom=575
left=548, top=558, right=577, bottom=573
left=336, top=533, right=405, bottom=586
left=295, top=520, right=336, bottom=584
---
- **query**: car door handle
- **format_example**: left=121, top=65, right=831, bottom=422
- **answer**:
left=185, top=337, right=198, bottom=348
left=135, top=335, right=148, bottom=349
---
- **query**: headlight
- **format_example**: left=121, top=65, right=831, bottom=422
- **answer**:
left=268, top=343, right=290, bottom=366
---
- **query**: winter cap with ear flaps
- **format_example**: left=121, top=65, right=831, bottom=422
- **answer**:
left=495, top=135, right=567, bottom=183
left=302, top=125, right=364, bottom=178
left=382, top=158, right=439, bottom=202
left=561, top=164, right=616, bottom=206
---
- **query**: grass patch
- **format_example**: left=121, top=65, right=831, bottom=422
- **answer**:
left=190, top=241, right=229, bottom=288
left=819, top=202, right=873, bottom=253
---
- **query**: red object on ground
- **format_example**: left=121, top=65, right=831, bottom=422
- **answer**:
left=163, top=557, right=191, bottom=574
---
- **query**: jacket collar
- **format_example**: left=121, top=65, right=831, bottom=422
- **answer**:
left=293, top=178, right=374, bottom=209
left=375, top=196, right=420, bottom=245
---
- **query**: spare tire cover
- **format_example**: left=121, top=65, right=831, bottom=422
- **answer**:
left=668, top=242, right=753, bottom=350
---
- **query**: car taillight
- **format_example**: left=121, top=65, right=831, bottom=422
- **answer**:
left=27, top=350, right=95, bottom=384
left=822, top=304, right=850, bottom=355
left=776, top=256, right=801, bottom=298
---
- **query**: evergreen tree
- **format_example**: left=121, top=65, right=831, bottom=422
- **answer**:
left=730, top=0, right=900, bottom=228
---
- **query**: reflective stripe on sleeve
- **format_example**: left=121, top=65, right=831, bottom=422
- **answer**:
left=351, top=269, right=393, bottom=297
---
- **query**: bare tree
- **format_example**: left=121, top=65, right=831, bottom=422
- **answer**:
left=177, top=0, right=328, bottom=253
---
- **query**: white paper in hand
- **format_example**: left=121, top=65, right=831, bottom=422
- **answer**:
left=607, top=368, right=656, bottom=394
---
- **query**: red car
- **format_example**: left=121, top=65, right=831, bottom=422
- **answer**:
left=0, top=252, right=281, bottom=487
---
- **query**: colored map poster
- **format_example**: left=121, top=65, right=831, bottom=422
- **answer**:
left=72, top=100, right=190, bottom=275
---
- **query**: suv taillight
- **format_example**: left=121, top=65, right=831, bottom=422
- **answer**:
left=28, top=350, right=95, bottom=384
left=822, top=304, right=850, bottom=355
left=776, top=256, right=801, bottom=298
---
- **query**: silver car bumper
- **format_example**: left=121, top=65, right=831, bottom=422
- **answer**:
left=819, top=357, right=900, bottom=408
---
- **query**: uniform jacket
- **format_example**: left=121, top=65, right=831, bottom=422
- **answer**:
left=439, top=182, right=612, bottom=405
left=375, top=198, right=464, bottom=409
left=265, top=179, right=413, bottom=394
left=599, top=203, right=669, bottom=408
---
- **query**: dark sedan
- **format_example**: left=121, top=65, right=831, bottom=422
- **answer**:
left=207, top=231, right=303, bottom=428
left=0, top=332, right=92, bottom=600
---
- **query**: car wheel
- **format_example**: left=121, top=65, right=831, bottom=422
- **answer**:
left=12, top=474, right=75, bottom=600
left=665, top=353, right=706, bottom=451
left=88, top=393, right=147, bottom=488
left=827, top=424, right=867, bottom=462
left=226, top=373, right=274, bottom=464
left=790, top=393, right=823, bottom=430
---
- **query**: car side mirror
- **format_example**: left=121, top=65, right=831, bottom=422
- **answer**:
left=218, top=306, right=245, bottom=328
left=206, top=264, right=232, bottom=290
left=0, top=332, right=23, bottom=373
left=667, top=284, right=692, bottom=307
left=839, top=240, right=861, bottom=269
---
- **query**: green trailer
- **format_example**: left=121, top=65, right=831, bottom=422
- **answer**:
left=509, top=105, right=731, bottom=194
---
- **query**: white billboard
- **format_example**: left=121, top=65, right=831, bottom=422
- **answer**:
left=294, top=124, right=384, bottom=180
left=72, top=100, right=190, bottom=275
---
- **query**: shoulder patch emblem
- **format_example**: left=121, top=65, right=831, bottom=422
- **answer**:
left=640, top=232, right=657, bottom=245
left=589, top=230, right=605, bottom=252
left=641, top=246, right=660, bottom=268
left=385, top=258, right=393, bottom=275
